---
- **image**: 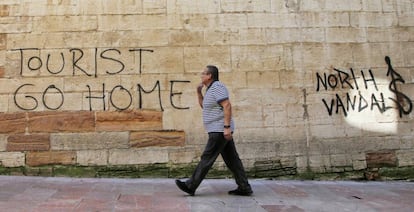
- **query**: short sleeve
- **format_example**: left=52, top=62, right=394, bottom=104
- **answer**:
left=211, top=82, right=229, bottom=103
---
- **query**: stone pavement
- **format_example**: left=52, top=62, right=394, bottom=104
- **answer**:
left=0, top=176, right=413, bottom=212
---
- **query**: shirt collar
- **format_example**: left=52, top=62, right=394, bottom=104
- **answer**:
left=206, top=80, right=217, bottom=91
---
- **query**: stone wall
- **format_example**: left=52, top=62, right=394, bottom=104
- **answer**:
left=0, top=0, right=413, bottom=179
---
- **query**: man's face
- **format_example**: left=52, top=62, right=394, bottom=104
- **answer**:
left=200, top=68, right=211, bottom=85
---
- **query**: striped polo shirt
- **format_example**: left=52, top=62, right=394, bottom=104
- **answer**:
left=202, top=81, right=234, bottom=133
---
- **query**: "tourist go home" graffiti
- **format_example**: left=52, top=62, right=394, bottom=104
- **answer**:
left=11, top=48, right=191, bottom=111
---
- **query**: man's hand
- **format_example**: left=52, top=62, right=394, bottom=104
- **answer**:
left=224, top=128, right=232, bottom=141
left=197, top=83, right=204, bottom=108
left=197, top=83, right=204, bottom=93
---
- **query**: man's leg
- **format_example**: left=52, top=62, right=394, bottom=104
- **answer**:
left=220, top=138, right=252, bottom=195
left=185, top=133, right=227, bottom=191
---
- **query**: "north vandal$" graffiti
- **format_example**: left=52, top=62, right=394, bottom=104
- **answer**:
left=316, top=56, right=412, bottom=117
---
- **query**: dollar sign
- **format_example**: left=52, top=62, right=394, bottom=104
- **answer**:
left=385, top=56, right=413, bottom=117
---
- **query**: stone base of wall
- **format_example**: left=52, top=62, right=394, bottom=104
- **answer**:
left=1, top=164, right=413, bottom=181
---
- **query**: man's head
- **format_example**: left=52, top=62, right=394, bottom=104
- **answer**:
left=206, top=65, right=219, bottom=81
left=201, top=65, right=219, bottom=86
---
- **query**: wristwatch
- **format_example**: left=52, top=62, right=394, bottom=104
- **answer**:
left=224, top=125, right=231, bottom=129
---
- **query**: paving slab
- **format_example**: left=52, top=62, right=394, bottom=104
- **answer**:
left=0, top=176, right=413, bottom=211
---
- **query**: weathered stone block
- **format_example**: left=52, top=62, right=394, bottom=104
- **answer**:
left=96, top=110, right=162, bottom=131
left=323, top=12, right=350, bottom=27
left=325, top=0, right=362, bottom=11
left=0, top=67, right=4, bottom=78
left=366, top=150, right=397, bottom=168
left=0, top=95, right=8, bottom=113
left=0, top=34, right=5, bottom=50
left=367, top=28, right=400, bottom=42
left=26, top=151, right=76, bottom=166
left=326, top=27, right=367, bottom=43
left=247, top=13, right=298, bottom=28
left=233, top=106, right=263, bottom=128
left=263, top=104, right=287, bottom=127
left=0, top=152, right=25, bottom=167
left=28, top=111, right=95, bottom=133
left=139, top=47, right=184, bottom=74
left=352, top=154, right=367, bottom=171
left=212, top=14, right=248, bottom=29
left=326, top=43, right=364, bottom=66
left=399, top=15, right=414, bottom=27
left=183, top=46, right=231, bottom=73
left=161, top=107, right=202, bottom=134
left=310, top=124, right=347, bottom=139
left=273, top=126, right=306, bottom=143
left=101, top=0, right=143, bottom=15
left=6, top=34, right=43, bottom=50
left=118, top=29, right=169, bottom=47
left=166, top=0, right=220, bottom=14
left=292, top=43, right=324, bottom=69
left=330, top=154, right=352, bottom=167
left=108, top=148, right=168, bottom=165
left=401, top=137, right=414, bottom=149
left=56, top=93, right=83, bottom=111
left=404, top=42, right=414, bottom=67
left=308, top=140, right=330, bottom=155
left=400, top=83, right=414, bottom=103
left=98, top=15, right=167, bottom=31
left=279, top=156, right=296, bottom=168
left=218, top=72, right=247, bottom=89
left=0, top=135, right=6, bottom=151
left=130, top=130, right=185, bottom=148
left=247, top=71, right=280, bottom=88
left=231, top=45, right=287, bottom=72
left=362, top=1, right=382, bottom=11
left=236, top=142, right=278, bottom=160
left=309, top=155, right=331, bottom=172
left=350, top=12, right=396, bottom=28
left=33, top=16, right=97, bottom=33
left=77, top=150, right=108, bottom=166
left=396, top=150, right=414, bottom=167
left=57, top=32, right=98, bottom=49
left=221, top=0, right=271, bottom=13
left=7, top=134, right=50, bottom=151
left=168, top=147, right=199, bottom=164
left=295, top=155, right=308, bottom=172
left=204, top=29, right=241, bottom=45
left=0, top=16, right=32, bottom=33
left=169, top=30, right=204, bottom=46
left=143, top=0, right=166, bottom=14
left=0, top=5, right=9, bottom=17
left=0, top=112, right=26, bottom=134
left=51, top=132, right=129, bottom=150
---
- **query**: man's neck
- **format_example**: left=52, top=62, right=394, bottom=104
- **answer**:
left=205, top=80, right=215, bottom=90
left=205, top=80, right=213, bottom=87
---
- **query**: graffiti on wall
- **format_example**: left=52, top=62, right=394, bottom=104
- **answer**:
left=11, top=48, right=191, bottom=111
left=316, top=56, right=412, bottom=117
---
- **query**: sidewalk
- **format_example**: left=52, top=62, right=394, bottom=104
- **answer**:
left=0, top=175, right=413, bottom=211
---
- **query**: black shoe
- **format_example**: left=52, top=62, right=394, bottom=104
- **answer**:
left=228, top=188, right=253, bottom=196
left=175, top=179, right=195, bottom=196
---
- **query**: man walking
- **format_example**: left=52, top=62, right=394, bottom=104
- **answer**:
left=175, top=65, right=253, bottom=196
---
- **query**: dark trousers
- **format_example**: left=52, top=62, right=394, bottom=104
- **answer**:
left=186, top=132, right=251, bottom=191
